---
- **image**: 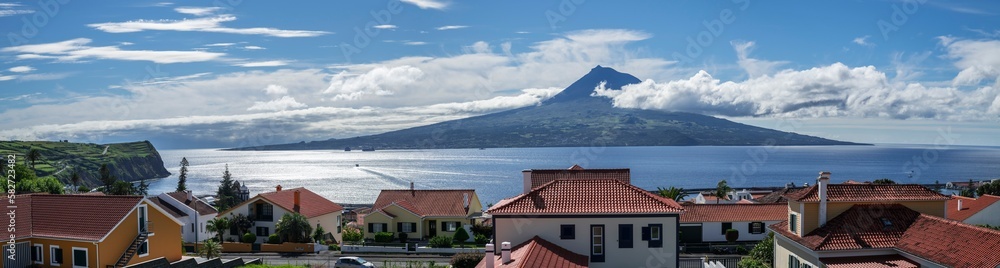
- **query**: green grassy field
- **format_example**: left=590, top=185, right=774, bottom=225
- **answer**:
left=0, top=140, right=168, bottom=185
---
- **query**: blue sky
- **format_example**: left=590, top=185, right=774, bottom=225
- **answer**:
left=1, top=0, right=999, bottom=148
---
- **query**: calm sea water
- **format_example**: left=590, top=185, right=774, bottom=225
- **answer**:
left=147, top=145, right=1000, bottom=205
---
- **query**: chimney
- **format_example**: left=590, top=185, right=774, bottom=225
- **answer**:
left=818, top=171, right=831, bottom=226
left=957, top=199, right=964, bottom=210
left=484, top=243, right=495, bottom=267
left=186, top=190, right=193, bottom=201
left=276, top=185, right=282, bottom=192
left=293, top=190, right=301, bottom=213
left=501, top=242, right=512, bottom=264
left=463, top=193, right=470, bottom=209
left=522, top=169, right=532, bottom=194
left=410, top=181, right=415, bottom=196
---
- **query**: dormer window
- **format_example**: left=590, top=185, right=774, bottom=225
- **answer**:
left=881, top=217, right=892, bottom=229
left=790, top=213, right=798, bottom=234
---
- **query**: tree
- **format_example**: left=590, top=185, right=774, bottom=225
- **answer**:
left=960, top=188, right=977, bottom=198
left=715, top=180, right=732, bottom=204
left=275, top=213, right=312, bottom=243
left=199, top=239, right=222, bottom=259
left=26, top=148, right=41, bottom=170
left=11, top=164, right=37, bottom=183
left=18, top=176, right=64, bottom=194
left=229, top=213, right=255, bottom=236
left=873, top=178, right=896, bottom=184
left=99, top=164, right=115, bottom=193
left=216, top=164, right=236, bottom=211
left=70, top=171, right=82, bottom=192
left=177, top=157, right=189, bottom=192
left=312, top=224, right=326, bottom=243
left=206, top=217, right=230, bottom=244
left=108, top=180, right=134, bottom=195
left=656, top=186, right=688, bottom=201
left=135, top=179, right=149, bottom=196
left=453, top=227, right=470, bottom=247
left=738, top=232, right=774, bottom=268
left=977, top=180, right=1000, bottom=196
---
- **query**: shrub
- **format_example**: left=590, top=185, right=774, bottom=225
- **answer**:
left=328, top=244, right=341, bottom=251
left=342, top=226, right=363, bottom=242
left=453, top=228, right=470, bottom=245
left=242, top=232, right=257, bottom=243
left=471, top=223, right=492, bottom=237
left=725, top=229, right=739, bottom=242
left=736, top=245, right=748, bottom=255
left=374, top=232, right=395, bottom=243
left=450, top=252, right=484, bottom=268
left=398, top=232, right=408, bottom=243
left=429, top=235, right=453, bottom=248
left=474, top=233, right=489, bottom=244
left=267, top=234, right=281, bottom=244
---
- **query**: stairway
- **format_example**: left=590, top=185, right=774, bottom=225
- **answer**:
left=113, top=232, right=149, bottom=268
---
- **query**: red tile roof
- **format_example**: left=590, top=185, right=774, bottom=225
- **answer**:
left=946, top=194, right=1000, bottom=221
left=476, top=236, right=588, bottom=268
left=372, top=189, right=477, bottom=217
left=784, top=184, right=949, bottom=202
left=257, top=187, right=344, bottom=218
left=149, top=196, right=188, bottom=218
left=820, top=255, right=918, bottom=268
left=166, top=191, right=218, bottom=215
left=1, top=194, right=144, bottom=241
left=527, top=167, right=630, bottom=190
left=896, top=215, right=1000, bottom=268
left=680, top=204, right=786, bottom=223
left=755, top=187, right=802, bottom=204
left=489, top=179, right=683, bottom=215
left=771, top=204, right=920, bottom=251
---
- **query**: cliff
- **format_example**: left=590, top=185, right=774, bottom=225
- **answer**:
left=0, top=140, right=171, bottom=186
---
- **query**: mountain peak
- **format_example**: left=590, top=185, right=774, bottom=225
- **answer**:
left=544, top=65, right=641, bottom=104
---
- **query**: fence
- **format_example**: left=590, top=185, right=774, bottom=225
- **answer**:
left=679, top=257, right=742, bottom=268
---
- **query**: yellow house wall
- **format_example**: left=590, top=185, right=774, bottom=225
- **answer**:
left=802, top=203, right=820, bottom=234
left=361, top=212, right=393, bottom=239
left=380, top=205, right=423, bottom=237
left=28, top=238, right=98, bottom=268
left=99, top=202, right=183, bottom=267
left=826, top=200, right=945, bottom=219
left=308, top=210, right=343, bottom=243
left=773, top=234, right=820, bottom=268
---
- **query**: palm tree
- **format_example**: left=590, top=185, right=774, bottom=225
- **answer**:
left=715, top=180, right=732, bottom=204
left=206, top=217, right=230, bottom=244
left=70, top=171, right=82, bottom=192
left=276, top=213, right=313, bottom=243
left=656, top=186, right=688, bottom=201
left=199, top=239, right=222, bottom=259
left=26, top=148, right=41, bottom=170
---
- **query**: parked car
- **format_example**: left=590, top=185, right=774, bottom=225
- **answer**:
left=335, top=257, right=376, bottom=268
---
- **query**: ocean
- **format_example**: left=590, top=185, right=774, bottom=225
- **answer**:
left=147, top=144, right=1000, bottom=206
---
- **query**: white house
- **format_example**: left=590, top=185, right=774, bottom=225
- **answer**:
left=218, top=185, right=345, bottom=244
left=150, top=191, right=218, bottom=243
left=678, top=204, right=786, bottom=244
left=485, top=167, right=685, bottom=268
left=693, top=189, right=769, bottom=204
left=947, top=194, right=1000, bottom=226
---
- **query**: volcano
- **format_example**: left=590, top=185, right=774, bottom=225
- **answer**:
left=234, top=66, right=861, bottom=150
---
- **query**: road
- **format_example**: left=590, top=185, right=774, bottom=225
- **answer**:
left=221, top=251, right=453, bottom=267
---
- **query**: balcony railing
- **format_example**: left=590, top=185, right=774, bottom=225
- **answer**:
left=141, top=221, right=154, bottom=234
left=250, top=214, right=273, bottom=222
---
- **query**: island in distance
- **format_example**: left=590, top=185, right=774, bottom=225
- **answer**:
left=232, top=66, right=866, bottom=150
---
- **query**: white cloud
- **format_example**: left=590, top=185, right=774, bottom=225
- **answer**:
left=401, top=0, right=449, bottom=10
left=404, top=41, right=428, bottom=46
left=939, top=36, right=1000, bottom=86
left=374, top=24, right=398, bottom=29
left=205, top=42, right=237, bottom=47
left=9, top=66, right=35, bottom=73
left=1, top=38, right=225, bottom=64
left=17, top=72, right=72, bottom=81
left=436, top=25, right=468, bottom=31
left=853, top=35, right=873, bottom=46
left=325, top=65, right=425, bottom=100
left=247, top=96, right=307, bottom=111
left=89, top=15, right=331, bottom=38
left=174, top=6, right=221, bottom=16
left=732, top=41, right=787, bottom=78
left=243, top=46, right=265, bottom=50
left=264, top=84, right=288, bottom=95
left=595, top=62, right=1000, bottom=120
left=235, top=60, right=289, bottom=67
left=0, top=75, right=16, bottom=81
left=0, top=3, right=33, bottom=17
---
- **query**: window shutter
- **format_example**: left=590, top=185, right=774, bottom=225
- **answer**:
left=382, top=223, right=389, bottom=233
left=368, top=223, right=374, bottom=233
left=442, top=221, right=447, bottom=231
left=410, top=223, right=417, bottom=232
left=398, top=222, right=403, bottom=233
left=641, top=226, right=650, bottom=241
left=748, top=222, right=754, bottom=234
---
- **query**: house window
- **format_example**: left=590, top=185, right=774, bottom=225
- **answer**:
left=256, top=227, right=270, bottom=236
left=643, top=224, right=663, bottom=248
left=401, top=223, right=414, bottom=233
left=72, top=247, right=88, bottom=268
left=590, top=225, right=605, bottom=263
left=443, top=221, right=459, bottom=232
left=50, top=245, right=62, bottom=265
left=31, top=244, right=42, bottom=264
left=191, top=223, right=195, bottom=232
left=789, top=255, right=800, bottom=268
left=721, top=222, right=732, bottom=235
left=373, top=223, right=384, bottom=233
left=560, top=224, right=575, bottom=239
left=138, top=241, right=149, bottom=256
left=790, top=213, right=798, bottom=234
left=750, top=222, right=764, bottom=234
left=618, top=224, right=633, bottom=248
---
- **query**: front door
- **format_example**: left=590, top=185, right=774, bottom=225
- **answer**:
left=591, top=225, right=605, bottom=262
left=138, top=206, right=148, bottom=233
left=429, top=220, right=437, bottom=237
